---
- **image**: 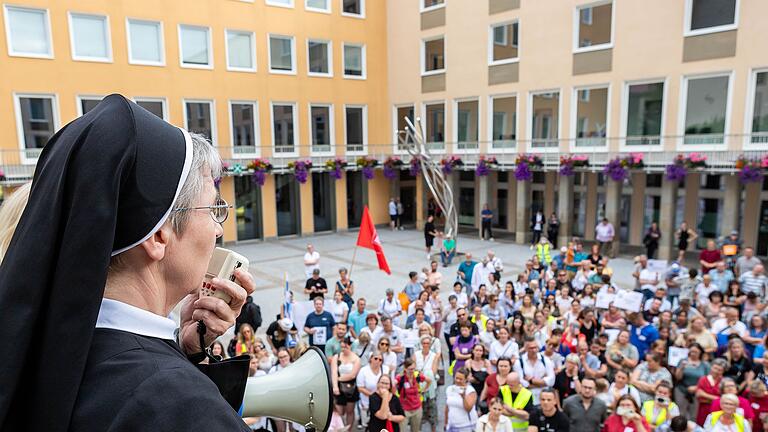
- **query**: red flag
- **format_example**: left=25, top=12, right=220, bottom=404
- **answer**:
left=356, top=206, right=391, bottom=275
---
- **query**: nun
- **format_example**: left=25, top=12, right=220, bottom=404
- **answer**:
left=0, top=95, right=255, bottom=430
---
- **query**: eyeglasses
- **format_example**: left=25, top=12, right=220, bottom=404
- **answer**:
left=173, top=197, right=232, bottom=224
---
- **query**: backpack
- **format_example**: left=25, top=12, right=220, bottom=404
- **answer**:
left=236, top=301, right=262, bottom=333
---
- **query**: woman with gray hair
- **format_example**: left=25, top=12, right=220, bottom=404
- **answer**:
left=703, top=393, right=751, bottom=432
left=0, top=95, right=255, bottom=430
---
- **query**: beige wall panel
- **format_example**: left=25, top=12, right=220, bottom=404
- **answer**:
left=683, top=31, right=738, bottom=63
left=629, top=173, right=646, bottom=245
left=489, top=0, right=520, bottom=15
left=421, top=7, right=446, bottom=31
left=220, top=177, right=237, bottom=242
left=422, top=74, right=446, bottom=93
left=367, top=171, right=392, bottom=225
left=572, top=50, right=613, bottom=75
left=488, top=63, right=520, bottom=85
left=262, top=175, right=278, bottom=239
left=335, top=173, right=349, bottom=230
left=300, top=180, right=314, bottom=235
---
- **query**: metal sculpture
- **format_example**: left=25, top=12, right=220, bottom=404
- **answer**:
left=397, top=117, right=459, bottom=239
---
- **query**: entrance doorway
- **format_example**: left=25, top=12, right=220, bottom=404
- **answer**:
left=312, top=172, right=335, bottom=232
left=275, top=174, right=300, bottom=236
left=234, top=176, right=263, bottom=240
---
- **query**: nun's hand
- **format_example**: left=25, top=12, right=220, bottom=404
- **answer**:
left=178, top=269, right=256, bottom=355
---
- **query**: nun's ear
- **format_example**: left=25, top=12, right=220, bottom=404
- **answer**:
left=139, top=225, right=172, bottom=261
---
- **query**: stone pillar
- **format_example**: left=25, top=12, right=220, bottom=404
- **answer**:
left=721, top=174, right=741, bottom=237
left=262, top=174, right=278, bottom=238
left=389, top=174, right=400, bottom=200
left=604, top=179, right=623, bottom=257
left=515, top=180, right=531, bottom=244
left=683, top=173, right=700, bottom=230
left=506, top=172, right=517, bottom=233
left=544, top=172, right=556, bottom=218
left=629, top=172, right=646, bottom=246
left=335, top=172, right=348, bottom=230
left=478, top=175, right=489, bottom=237
left=742, top=181, right=762, bottom=249
left=557, top=175, right=574, bottom=248
left=416, top=175, right=425, bottom=230
left=658, top=180, right=679, bottom=260
left=300, top=179, right=314, bottom=235
left=584, top=173, right=598, bottom=240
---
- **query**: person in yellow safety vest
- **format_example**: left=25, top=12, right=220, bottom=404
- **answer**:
left=704, top=394, right=750, bottom=432
left=640, top=382, right=679, bottom=431
left=499, top=372, right=533, bottom=432
left=536, top=238, right=551, bottom=265
left=470, top=304, right=489, bottom=332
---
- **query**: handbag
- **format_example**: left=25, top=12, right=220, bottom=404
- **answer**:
left=339, top=380, right=357, bottom=398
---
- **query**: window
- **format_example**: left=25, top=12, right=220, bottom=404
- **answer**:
left=682, top=74, right=730, bottom=146
left=184, top=101, right=214, bottom=143
left=272, top=103, right=297, bottom=154
left=266, top=0, right=294, bottom=7
left=422, top=0, right=444, bottom=11
left=342, top=0, right=364, bottom=17
left=306, top=0, right=330, bottom=12
left=345, top=106, right=366, bottom=153
left=343, top=43, right=365, bottom=78
left=226, top=30, right=255, bottom=71
left=307, top=40, right=331, bottom=76
left=491, top=95, right=517, bottom=150
left=530, top=91, right=560, bottom=149
left=685, top=0, right=738, bottom=35
left=269, top=35, right=295, bottom=74
left=15, top=95, right=57, bottom=155
left=395, top=105, right=415, bottom=150
left=78, top=96, right=103, bottom=115
left=489, top=22, right=518, bottom=64
left=4, top=6, right=52, bottom=58
left=310, top=104, right=333, bottom=153
left=422, top=37, right=445, bottom=75
left=68, top=13, right=111, bottom=62
left=455, top=100, right=479, bottom=151
left=127, top=19, right=164, bottom=65
left=179, top=25, right=211, bottom=68
left=574, top=87, right=608, bottom=147
left=625, top=82, right=664, bottom=146
left=424, top=102, right=445, bottom=150
left=575, top=1, right=612, bottom=51
left=135, top=98, right=166, bottom=119
left=749, top=71, right=768, bottom=144
left=230, top=102, right=258, bottom=156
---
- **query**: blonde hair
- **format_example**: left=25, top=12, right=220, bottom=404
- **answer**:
left=0, top=182, right=31, bottom=263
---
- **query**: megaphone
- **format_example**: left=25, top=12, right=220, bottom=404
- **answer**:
left=242, top=346, right=333, bottom=432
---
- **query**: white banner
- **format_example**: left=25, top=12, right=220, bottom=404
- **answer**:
left=668, top=347, right=689, bottom=368
left=613, top=290, right=644, bottom=312
left=290, top=299, right=335, bottom=336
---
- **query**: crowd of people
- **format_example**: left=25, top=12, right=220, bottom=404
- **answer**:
left=216, top=222, right=768, bottom=432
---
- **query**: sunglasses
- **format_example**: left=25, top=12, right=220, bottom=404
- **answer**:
left=371, top=357, right=382, bottom=361
left=379, top=343, right=389, bottom=346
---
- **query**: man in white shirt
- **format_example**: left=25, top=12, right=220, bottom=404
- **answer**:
left=513, top=336, right=555, bottom=404
left=471, top=258, right=493, bottom=294
left=595, top=218, right=615, bottom=258
left=372, top=315, right=406, bottom=366
left=710, top=307, right=748, bottom=339
left=639, top=265, right=660, bottom=299
left=388, top=198, right=398, bottom=231
left=303, top=244, right=320, bottom=279
left=487, top=250, right=503, bottom=275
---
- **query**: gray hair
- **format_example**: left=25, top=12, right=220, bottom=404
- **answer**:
left=167, top=132, right=222, bottom=235
left=711, top=358, right=729, bottom=370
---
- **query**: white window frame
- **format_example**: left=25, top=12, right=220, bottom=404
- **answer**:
left=744, top=67, right=768, bottom=150
left=13, top=92, right=59, bottom=164
left=67, top=12, right=112, bottom=63
left=182, top=99, right=217, bottom=144
left=487, top=93, right=519, bottom=154
left=392, top=103, right=416, bottom=155
left=619, top=77, right=668, bottom=152
left=684, top=0, right=740, bottom=37
left=421, top=100, right=447, bottom=151
left=266, top=0, right=295, bottom=8
left=133, top=96, right=168, bottom=121
left=676, top=71, right=733, bottom=151
left=178, top=24, right=213, bottom=69
left=342, top=42, right=366, bottom=80
left=343, top=104, right=368, bottom=156
left=225, top=29, right=256, bottom=72
left=267, top=34, right=296, bottom=75
left=3, top=5, right=53, bottom=59
left=340, top=0, right=365, bottom=18
left=488, top=20, right=519, bottom=66
left=229, top=100, right=260, bottom=158
left=526, top=89, right=562, bottom=153
left=421, top=35, right=446, bottom=76
left=305, top=0, right=331, bottom=13
left=270, top=101, right=299, bottom=157
left=75, top=94, right=104, bottom=116
left=573, top=0, right=614, bottom=54
left=420, top=0, right=445, bottom=13
left=126, top=18, right=165, bottom=66
left=569, top=84, right=611, bottom=152
left=452, top=97, right=480, bottom=154
left=306, top=39, right=333, bottom=77
left=307, top=103, right=335, bottom=156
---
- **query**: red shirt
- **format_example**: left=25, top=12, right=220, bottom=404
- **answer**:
left=748, top=395, right=768, bottom=432
left=396, top=373, right=425, bottom=411
left=484, top=373, right=501, bottom=404
left=699, top=250, right=721, bottom=274
left=602, top=414, right=651, bottom=432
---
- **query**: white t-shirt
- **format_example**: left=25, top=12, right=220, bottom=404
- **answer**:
left=378, top=298, right=402, bottom=318
left=452, top=292, right=469, bottom=308
left=445, top=385, right=478, bottom=428
left=355, top=365, right=387, bottom=408
left=304, top=251, right=320, bottom=278
left=639, top=268, right=660, bottom=291
left=329, top=301, right=349, bottom=324
left=489, top=340, right=519, bottom=363
left=388, top=201, right=397, bottom=216
left=606, top=383, right=641, bottom=406
left=696, top=283, right=717, bottom=306
left=711, top=318, right=748, bottom=338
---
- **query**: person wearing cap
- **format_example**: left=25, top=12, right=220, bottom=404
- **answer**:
left=266, top=315, right=298, bottom=355
left=304, top=268, right=328, bottom=300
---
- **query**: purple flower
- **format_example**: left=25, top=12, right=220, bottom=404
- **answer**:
left=295, top=169, right=308, bottom=184
left=383, top=166, right=397, bottom=179
left=559, top=164, right=574, bottom=177
left=251, top=169, right=266, bottom=186
left=442, top=163, right=453, bottom=176
left=362, top=165, right=375, bottom=180
left=514, top=162, right=531, bottom=181
left=739, top=165, right=764, bottom=184
left=603, top=158, right=629, bottom=182
left=665, top=164, right=687, bottom=182
left=331, top=166, right=343, bottom=180
left=409, top=160, right=421, bottom=177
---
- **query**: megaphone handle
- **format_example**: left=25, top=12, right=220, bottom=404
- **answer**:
left=304, top=391, right=316, bottom=432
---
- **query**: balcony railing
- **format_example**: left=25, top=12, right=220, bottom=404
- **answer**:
left=1, top=133, right=766, bottom=185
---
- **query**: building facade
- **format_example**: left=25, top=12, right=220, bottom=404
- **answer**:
left=1, top=0, right=768, bottom=260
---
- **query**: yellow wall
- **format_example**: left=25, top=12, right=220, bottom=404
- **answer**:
left=300, top=179, right=314, bottom=234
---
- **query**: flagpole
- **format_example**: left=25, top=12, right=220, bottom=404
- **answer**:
left=349, top=244, right=359, bottom=279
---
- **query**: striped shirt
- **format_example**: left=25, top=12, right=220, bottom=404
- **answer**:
left=739, top=271, right=768, bottom=297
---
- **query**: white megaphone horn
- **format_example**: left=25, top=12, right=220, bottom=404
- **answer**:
left=242, top=346, right=333, bottom=432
